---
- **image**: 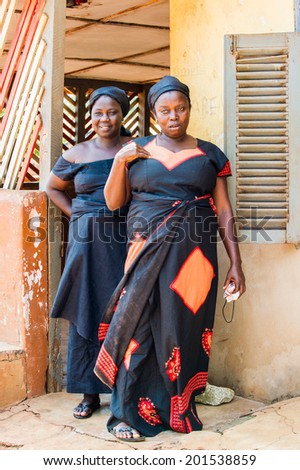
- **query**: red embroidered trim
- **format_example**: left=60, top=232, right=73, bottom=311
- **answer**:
left=170, top=372, right=208, bottom=432
left=185, top=416, right=193, bottom=433
left=98, top=323, right=109, bottom=341
left=217, top=160, right=231, bottom=177
left=202, top=328, right=213, bottom=357
left=170, top=398, right=186, bottom=432
left=138, top=397, right=162, bottom=426
left=170, top=400, right=195, bottom=433
left=194, top=194, right=210, bottom=201
left=95, top=345, right=118, bottom=388
left=165, top=346, right=181, bottom=381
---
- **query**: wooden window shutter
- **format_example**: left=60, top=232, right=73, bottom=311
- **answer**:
left=224, top=33, right=300, bottom=244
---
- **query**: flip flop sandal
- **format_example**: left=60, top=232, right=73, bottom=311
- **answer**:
left=73, top=401, right=100, bottom=419
left=110, top=425, right=145, bottom=442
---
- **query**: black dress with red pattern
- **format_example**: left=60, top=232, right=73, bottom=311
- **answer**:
left=94, top=135, right=231, bottom=436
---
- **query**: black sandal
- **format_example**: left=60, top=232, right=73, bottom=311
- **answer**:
left=73, top=401, right=100, bottom=419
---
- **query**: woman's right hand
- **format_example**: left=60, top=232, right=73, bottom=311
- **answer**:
left=115, top=142, right=150, bottom=164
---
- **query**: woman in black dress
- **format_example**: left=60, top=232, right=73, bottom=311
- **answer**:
left=94, top=76, right=246, bottom=441
left=46, top=86, right=130, bottom=418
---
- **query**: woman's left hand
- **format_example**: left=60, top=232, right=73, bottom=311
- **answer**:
left=223, top=264, right=246, bottom=298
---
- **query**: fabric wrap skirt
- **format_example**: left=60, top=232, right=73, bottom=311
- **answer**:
left=94, top=196, right=219, bottom=435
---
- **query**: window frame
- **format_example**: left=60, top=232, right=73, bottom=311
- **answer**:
left=224, top=32, right=300, bottom=244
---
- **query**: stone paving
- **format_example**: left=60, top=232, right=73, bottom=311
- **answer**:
left=1, top=391, right=300, bottom=451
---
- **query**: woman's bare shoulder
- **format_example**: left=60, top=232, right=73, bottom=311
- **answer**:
left=62, top=140, right=91, bottom=163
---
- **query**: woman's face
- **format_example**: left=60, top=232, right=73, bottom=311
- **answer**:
left=153, top=91, right=190, bottom=138
left=91, top=95, right=123, bottom=138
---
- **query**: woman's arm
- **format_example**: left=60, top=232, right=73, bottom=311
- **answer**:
left=212, top=177, right=246, bottom=296
left=45, top=146, right=80, bottom=217
left=104, top=142, right=150, bottom=210
left=46, top=172, right=72, bottom=218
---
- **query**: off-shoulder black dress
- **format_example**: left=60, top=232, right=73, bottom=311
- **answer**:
left=51, top=156, right=128, bottom=394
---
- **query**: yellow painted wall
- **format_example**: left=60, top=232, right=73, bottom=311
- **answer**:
left=170, top=0, right=300, bottom=402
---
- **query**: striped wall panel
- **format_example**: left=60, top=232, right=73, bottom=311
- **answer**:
left=0, top=0, right=47, bottom=189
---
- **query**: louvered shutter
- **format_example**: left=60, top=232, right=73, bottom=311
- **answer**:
left=225, top=33, right=300, bottom=243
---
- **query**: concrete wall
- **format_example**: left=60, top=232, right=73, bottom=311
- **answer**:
left=170, top=0, right=300, bottom=402
left=0, top=191, right=48, bottom=407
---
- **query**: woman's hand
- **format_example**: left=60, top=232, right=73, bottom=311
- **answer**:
left=104, top=142, right=149, bottom=211
left=115, top=142, right=150, bottom=164
left=223, top=263, right=246, bottom=298
left=105, top=141, right=150, bottom=210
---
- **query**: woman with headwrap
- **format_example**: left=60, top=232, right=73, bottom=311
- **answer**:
left=94, top=76, right=246, bottom=441
left=46, top=86, right=131, bottom=418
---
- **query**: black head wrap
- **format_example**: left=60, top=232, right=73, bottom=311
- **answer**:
left=147, top=75, right=191, bottom=110
left=89, top=86, right=130, bottom=117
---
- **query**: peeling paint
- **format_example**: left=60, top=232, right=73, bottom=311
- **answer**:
left=23, top=263, right=43, bottom=289
left=22, top=252, right=45, bottom=330
left=22, top=292, right=31, bottom=329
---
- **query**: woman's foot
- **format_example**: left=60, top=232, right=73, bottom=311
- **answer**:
left=110, top=422, right=145, bottom=442
left=73, top=394, right=100, bottom=419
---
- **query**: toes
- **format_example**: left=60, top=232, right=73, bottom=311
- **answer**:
left=73, top=406, right=82, bottom=415
left=73, top=403, right=91, bottom=417
left=113, top=422, right=141, bottom=440
left=73, top=407, right=85, bottom=417
left=116, top=430, right=131, bottom=439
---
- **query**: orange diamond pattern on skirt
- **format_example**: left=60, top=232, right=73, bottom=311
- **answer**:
left=170, top=247, right=215, bottom=314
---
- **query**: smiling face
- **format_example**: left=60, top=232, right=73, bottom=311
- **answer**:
left=91, top=95, right=123, bottom=138
left=153, top=91, right=191, bottom=139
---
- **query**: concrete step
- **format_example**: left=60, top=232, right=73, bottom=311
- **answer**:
left=0, top=342, right=26, bottom=408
